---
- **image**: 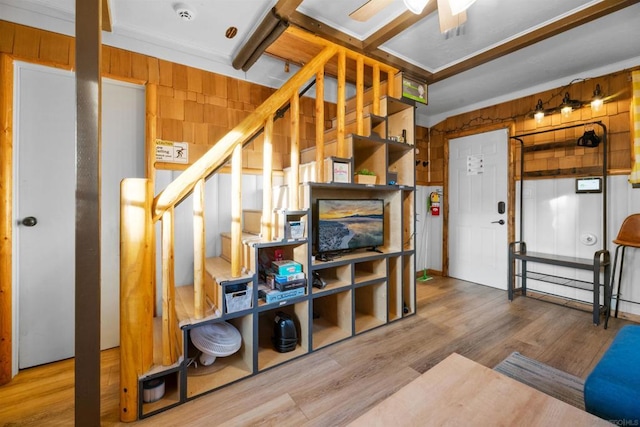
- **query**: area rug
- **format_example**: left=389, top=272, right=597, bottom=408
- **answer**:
left=494, top=352, right=585, bottom=410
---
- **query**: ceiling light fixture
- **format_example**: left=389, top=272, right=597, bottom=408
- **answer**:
left=448, top=0, right=477, bottom=15
left=591, top=84, right=604, bottom=112
left=403, top=0, right=430, bottom=14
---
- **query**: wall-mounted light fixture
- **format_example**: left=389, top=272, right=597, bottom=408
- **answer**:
left=534, top=99, right=545, bottom=123
left=529, top=85, right=607, bottom=122
left=561, top=92, right=577, bottom=118
left=591, top=84, right=604, bottom=112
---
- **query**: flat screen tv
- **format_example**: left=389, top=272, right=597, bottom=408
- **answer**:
left=316, top=199, right=384, bottom=254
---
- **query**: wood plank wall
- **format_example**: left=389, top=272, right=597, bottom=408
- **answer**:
left=417, top=70, right=636, bottom=186
left=0, top=20, right=336, bottom=171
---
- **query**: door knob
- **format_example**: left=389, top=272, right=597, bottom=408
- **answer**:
left=21, top=216, right=38, bottom=227
left=491, top=219, right=505, bottom=225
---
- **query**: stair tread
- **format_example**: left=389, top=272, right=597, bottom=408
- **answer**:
left=205, top=256, right=254, bottom=283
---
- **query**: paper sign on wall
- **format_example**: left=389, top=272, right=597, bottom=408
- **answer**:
left=156, top=139, right=188, bottom=164
left=467, top=154, right=484, bottom=175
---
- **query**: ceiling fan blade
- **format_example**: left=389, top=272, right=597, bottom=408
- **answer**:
left=349, top=0, right=395, bottom=22
left=437, top=0, right=466, bottom=33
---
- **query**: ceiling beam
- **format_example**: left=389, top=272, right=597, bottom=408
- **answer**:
left=274, top=0, right=304, bottom=18
left=287, top=10, right=432, bottom=81
left=428, top=0, right=640, bottom=83
left=101, top=0, right=111, bottom=32
left=363, top=2, right=438, bottom=50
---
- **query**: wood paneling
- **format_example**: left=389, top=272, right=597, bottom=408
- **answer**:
left=0, top=53, right=13, bottom=386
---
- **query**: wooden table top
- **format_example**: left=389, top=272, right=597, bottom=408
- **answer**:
left=348, top=353, right=609, bottom=426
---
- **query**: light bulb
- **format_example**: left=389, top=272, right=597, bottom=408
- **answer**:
left=534, top=111, right=545, bottom=123
left=533, top=99, right=544, bottom=123
left=560, top=93, right=572, bottom=118
left=591, top=84, right=603, bottom=112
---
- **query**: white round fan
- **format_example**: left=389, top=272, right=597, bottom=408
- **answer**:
left=190, top=321, right=242, bottom=366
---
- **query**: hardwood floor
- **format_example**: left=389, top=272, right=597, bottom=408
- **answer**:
left=0, top=277, right=632, bottom=426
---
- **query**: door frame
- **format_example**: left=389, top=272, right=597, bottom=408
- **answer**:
left=443, top=122, right=517, bottom=278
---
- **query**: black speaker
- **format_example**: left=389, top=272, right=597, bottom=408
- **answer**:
left=273, top=311, right=297, bottom=353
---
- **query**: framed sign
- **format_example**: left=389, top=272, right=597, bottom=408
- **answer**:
left=155, top=139, right=188, bottom=164
left=325, top=157, right=351, bottom=183
left=402, top=77, right=427, bottom=105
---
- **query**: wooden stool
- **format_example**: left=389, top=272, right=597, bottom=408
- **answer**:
left=605, top=214, right=640, bottom=328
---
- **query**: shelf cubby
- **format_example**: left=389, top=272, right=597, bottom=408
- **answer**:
left=312, top=290, right=352, bottom=350
left=354, top=281, right=387, bottom=334
left=185, top=315, right=254, bottom=399
left=388, top=141, right=415, bottom=186
left=354, top=258, right=386, bottom=285
left=381, top=96, right=415, bottom=146
left=252, top=240, right=308, bottom=277
left=388, top=256, right=403, bottom=321
left=385, top=191, right=403, bottom=252
left=403, top=254, right=415, bottom=316
left=139, top=369, right=181, bottom=418
left=402, top=190, right=414, bottom=251
left=352, top=136, right=386, bottom=182
left=311, top=263, right=351, bottom=294
left=273, top=209, right=309, bottom=242
left=257, top=301, right=309, bottom=371
left=370, top=114, right=387, bottom=139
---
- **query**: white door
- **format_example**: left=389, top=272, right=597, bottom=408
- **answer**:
left=14, top=63, right=144, bottom=369
left=16, top=65, right=75, bottom=368
left=448, top=128, right=508, bottom=289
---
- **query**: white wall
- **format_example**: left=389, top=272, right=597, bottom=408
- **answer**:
left=516, top=175, right=640, bottom=315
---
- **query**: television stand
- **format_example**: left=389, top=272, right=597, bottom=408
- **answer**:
left=367, top=247, right=383, bottom=254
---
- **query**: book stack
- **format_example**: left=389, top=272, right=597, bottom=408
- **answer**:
left=259, top=260, right=307, bottom=304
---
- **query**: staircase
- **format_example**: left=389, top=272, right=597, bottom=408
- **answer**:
left=119, top=27, right=402, bottom=421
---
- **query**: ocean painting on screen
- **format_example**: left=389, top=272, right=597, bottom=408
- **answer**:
left=317, top=199, right=383, bottom=252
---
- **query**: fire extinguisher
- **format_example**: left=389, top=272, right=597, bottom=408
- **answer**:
left=429, top=192, right=440, bottom=216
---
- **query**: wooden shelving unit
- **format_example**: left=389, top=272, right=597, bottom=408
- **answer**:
left=134, top=93, right=416, bottom=419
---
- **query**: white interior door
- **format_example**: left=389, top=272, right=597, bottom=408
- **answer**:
left=14, top=62, right=144, bottom=369
left=448, top=128, right=508, bottom=289
left=16, top=65, right=75, bottom=368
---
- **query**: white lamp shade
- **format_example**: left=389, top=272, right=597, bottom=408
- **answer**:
left=404, top=0, right=430, bottom=14
left=448, top=0, right=477, bottom=15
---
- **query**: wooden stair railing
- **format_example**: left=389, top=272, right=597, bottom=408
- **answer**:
left=119, top=27, right=399, bottom=421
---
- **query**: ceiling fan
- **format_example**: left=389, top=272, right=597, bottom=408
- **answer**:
left=349, top=0, right=477, bottom=34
